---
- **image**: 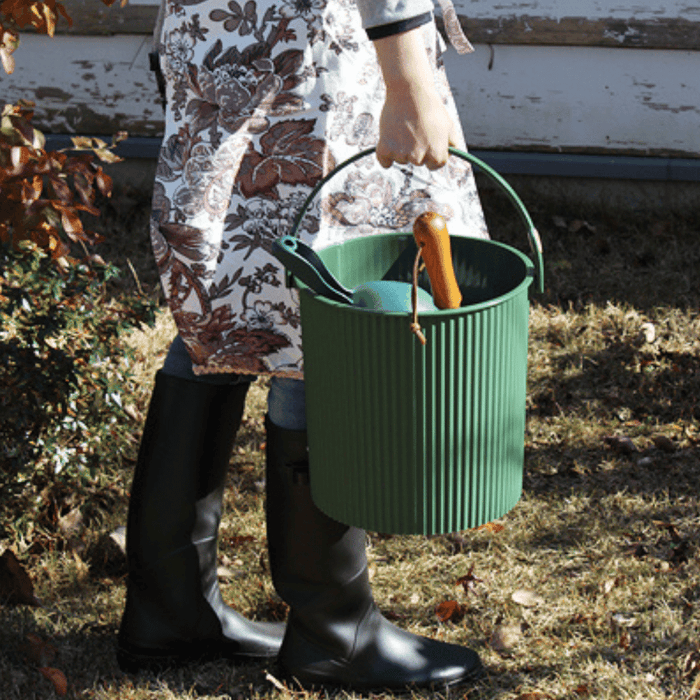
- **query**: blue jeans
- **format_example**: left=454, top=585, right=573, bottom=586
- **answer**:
left=161, top=335, right=306, bottom=431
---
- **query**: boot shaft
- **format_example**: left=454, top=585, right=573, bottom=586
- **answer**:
left=127, top=372, right=249, bottom=569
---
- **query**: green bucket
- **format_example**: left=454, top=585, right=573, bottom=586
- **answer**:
left=288, top=148, right=543, bottom=535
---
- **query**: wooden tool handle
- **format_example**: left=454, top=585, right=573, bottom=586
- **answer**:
left=412, top=212, right=462, bottom=310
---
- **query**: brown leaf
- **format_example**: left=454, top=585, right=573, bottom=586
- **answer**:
left=570, top=612, right=597, bottom=624
left=21, top=632, right=58, bottom=666
left=652, top=435, right=676, bottom=452
left=477, top=521, right=505, bottom=533
left=39, top=3, right=57, bottom=36
left=568, top=219, right=596, bottom=234
left=435, top=600, right=464, bottom=623
left=227, top=535, right=256, bottom=546
left=0, top=549, right=41, bottom=606
left=38, top=667, right=68, bottom=696
left=618, top=629, right=632, bottom=650
left=456, top=563, right=484, bottom=596
left=604, top=435, right=638, bottom=454
left=671, top=540, right=694, bottom=566
left=95, top=167, right=112, bottom=196
left=60, top=208, right=84, bottom=240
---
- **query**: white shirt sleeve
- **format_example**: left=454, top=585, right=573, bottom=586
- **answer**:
left=354, top=0, right=434, bottom=30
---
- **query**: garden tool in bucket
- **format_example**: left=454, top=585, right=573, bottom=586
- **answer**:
left=274, top=148, right=544, bottom=535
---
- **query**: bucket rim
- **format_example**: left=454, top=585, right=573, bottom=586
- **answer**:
left=296, top=234, right=535, bottom=316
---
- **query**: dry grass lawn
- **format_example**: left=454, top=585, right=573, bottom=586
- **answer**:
left=1, top=177, right=699, bottom=700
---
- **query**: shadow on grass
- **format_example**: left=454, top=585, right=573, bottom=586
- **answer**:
left=479, top=183, right=700, bottom=315
left=0, top=610, right=284, bottom=699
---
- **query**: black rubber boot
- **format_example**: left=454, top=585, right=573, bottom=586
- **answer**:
left=117, top=372, right=284, bottom=672
left=264, top=417, right=483, bottom=693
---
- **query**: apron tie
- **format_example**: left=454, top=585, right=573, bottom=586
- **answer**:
left=436, top=0, right=474, bottom=55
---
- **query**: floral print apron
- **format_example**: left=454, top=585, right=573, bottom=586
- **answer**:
left=153, top=0, right=488, bottom=378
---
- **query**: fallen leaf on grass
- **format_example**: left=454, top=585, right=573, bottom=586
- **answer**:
left=608, top=612, right=638, bottom=630
left=637, top=322, right=656, bottom=344
left=435, top=600, right=464, bottom=623
left=0, top=549, right=40, bottom=606
left=570, top=612, right=597, bottom=625
left=21, top=633, right=57, bottom=666
left=604, top=435, right=638, bottom=454
left=265, top=671, right=287, bottom=692
left=652, top=435, right=676, bottom=452
left=264, top=597, right=289, bottom=622
left=490, top=622, right=522, bottom=653
left=456, top=564, right=484, bottom=596
left=227, top=534, right=256, bottom=546
left=511, top=589, right=544, bottom=607
left=671, top=540, right=694, bottom=566
left=38, top=667, right=68, bottom=696
left=683, top=648, right=700, bottom=680
left=618, top=629, right=632, bottom=650
left=568, top=219, right=596, bottom=234
left=123, top=403, right=142, bottom=422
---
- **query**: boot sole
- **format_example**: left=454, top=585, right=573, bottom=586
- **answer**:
left=117, top=642, right=278, bottom=674
left=275, top=657, right=485, bottom=696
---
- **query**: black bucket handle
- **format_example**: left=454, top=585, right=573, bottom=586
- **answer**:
left=289, top=147, right=544, bottom=294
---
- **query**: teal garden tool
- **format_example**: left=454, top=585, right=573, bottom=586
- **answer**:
left=272, top=235, right=437, bottom=313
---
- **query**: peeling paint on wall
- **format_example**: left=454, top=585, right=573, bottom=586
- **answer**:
left=1, top=34, right=163, bottom=136
left=446, top=43, right=700, bottom=155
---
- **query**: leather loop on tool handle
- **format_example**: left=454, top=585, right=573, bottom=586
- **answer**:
left=410, top=247, right=427, bottom=345
left=290, top=147, right=544, bottom=294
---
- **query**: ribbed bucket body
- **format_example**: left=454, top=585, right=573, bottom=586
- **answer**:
left=300, top=234, right=533, bottom=535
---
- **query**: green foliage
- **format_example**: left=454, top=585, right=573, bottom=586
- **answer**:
left=0, top=240, right=155, bottom=535
left=0, top=64, right=153, bottom=537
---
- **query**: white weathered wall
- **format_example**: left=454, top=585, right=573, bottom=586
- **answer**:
left=450, top=0, right=700, bottom=48
left=446, top=43, right=700, bottom=155
left=0, top=33, right=162, bottom=136
left=455, top=0, right=700, bottom=23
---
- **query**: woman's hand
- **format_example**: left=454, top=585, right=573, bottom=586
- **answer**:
left=373, top=26, right=460, bottom=170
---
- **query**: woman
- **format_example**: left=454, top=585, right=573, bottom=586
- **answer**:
left=117, top=0, right=488, bottom=691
